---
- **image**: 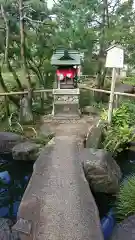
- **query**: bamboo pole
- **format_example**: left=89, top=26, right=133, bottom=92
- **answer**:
left=80, top=75, right=111, bottom=79
left=0, top=86, right=134, bottom=98
left=0, top=89, right=53, bottom=96
left=80, top=86, right=135, bottom=98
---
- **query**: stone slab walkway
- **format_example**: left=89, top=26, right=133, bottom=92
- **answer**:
left=13, top=116, right=103, bottom=240
left=14, top=135, right=103, bottom=240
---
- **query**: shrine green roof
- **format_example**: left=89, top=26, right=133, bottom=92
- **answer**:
left=51, top=50, right=81, bottom=66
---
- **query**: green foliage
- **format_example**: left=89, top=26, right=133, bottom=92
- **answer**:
left=101, top=102, right=135, bottom=127
left=112, top=102, right=135, bottom=127
left=123, top=76, right=135, bottom=86
left=101, top=101, right=135, bottom=155
left=103, top=125, right=135, bottom=155
left=32, top=97, right=52, bottom=116
left=4, top=125, right=23, bottom=135
left=4, top=122, right=54, bottom=147
left=100, top=108, right=108, bottom=121
left=32, top=102, right=45, bottom=115
left=115, top=175, right=135, bottom=221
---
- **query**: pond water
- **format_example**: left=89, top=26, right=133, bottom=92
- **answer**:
left=116, top=149, right=135, bottom=177
left=0, top=154, right=33, bottom=221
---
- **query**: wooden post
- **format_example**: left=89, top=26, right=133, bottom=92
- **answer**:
left=40, top=92, right=44, bottom=109
left=108, top=68, right=117, bottom=124
left=115, top=94, right=119, bottom=108
left=4, top=96, right=10, bottom=117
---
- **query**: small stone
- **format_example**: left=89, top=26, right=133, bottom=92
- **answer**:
left=0, top=218, right=20, bottom=240
left=12, top=218, right=32, bottom=235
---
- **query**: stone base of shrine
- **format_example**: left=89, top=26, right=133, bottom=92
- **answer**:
left=52, top=88, right=80, bottom=120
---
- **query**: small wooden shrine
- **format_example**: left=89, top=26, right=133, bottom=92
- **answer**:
left=51, top=49, right=81, bottom=89
left=51, top=49, right=81, bottom=119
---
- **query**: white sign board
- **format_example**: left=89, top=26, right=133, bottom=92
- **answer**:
left=105, top=46, right=124, bottom=69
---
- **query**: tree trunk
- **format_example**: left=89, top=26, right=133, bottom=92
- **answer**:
left=96, top=0, right=110, bottom=90
left=4, top=96, right=10, bottom=117
left=19, top=0, right=33, bottom=122
left=19, top=0, right=32, bottom=88
left=19, top=95, right=33, bottom=124
left=96, top=0, right=110, bottom=102
left=19, top=89, right=33, bottom=123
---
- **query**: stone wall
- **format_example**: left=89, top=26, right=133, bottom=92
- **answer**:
left=52, top=89, right=80, bottom=119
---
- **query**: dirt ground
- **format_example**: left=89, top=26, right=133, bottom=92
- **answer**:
left=40, top=115, right=99, bottom=140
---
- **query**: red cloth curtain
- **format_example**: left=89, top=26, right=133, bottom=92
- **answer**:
left=56, top=68, right=77, bottom=80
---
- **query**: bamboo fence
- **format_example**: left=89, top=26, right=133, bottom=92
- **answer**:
left=0, top=85, right=135, bottom=117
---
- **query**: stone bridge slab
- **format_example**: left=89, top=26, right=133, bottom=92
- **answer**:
left=13, top=135, right=103, bottom=240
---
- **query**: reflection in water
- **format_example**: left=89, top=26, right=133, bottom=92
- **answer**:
left=116, top=149, right=135, bottom=178
left=0, top=156, right=33, bottom=220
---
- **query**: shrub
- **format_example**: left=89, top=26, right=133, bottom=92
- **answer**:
left=103, top=124, right=135, bottom=155
left=101, top=101, right=135, bottom=155
left=123, top=76, right=135, bottom=86
left=115, top=175, right=135, bottom=222
left=101, top=101, right=135, bottom=127
left=112, top=102, right=135, bottom=127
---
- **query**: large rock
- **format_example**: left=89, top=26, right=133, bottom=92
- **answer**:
left=111, top=215, right=135, bottom=240
left=84, top=126, right=103, bottom=148
left=12, top=141, right=40, bottom=161
left=82, top=149, right=122, bottom=193
left=0, top=132, right=24, bottom=154
left=0, top=218, right=20, bottom=240
left=13, top=136, right=103, bottom=240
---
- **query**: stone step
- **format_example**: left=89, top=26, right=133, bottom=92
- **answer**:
left=53, top=114, right=80, bottom=120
